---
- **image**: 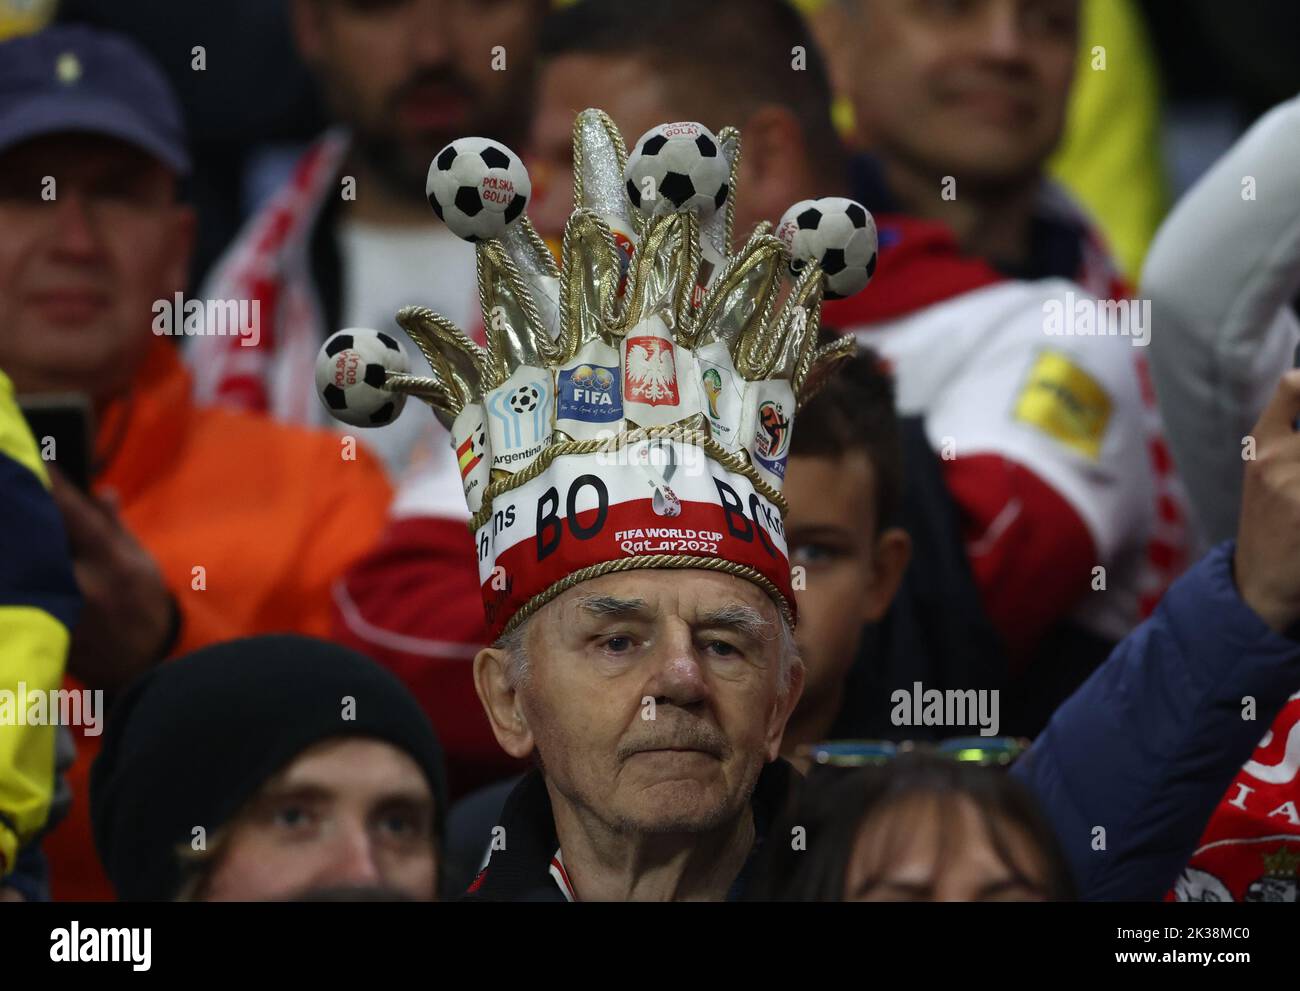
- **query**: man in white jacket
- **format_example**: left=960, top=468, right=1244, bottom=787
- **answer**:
left=1141, top=93, right=1300, bottom=902
left=1142, top=94, right=1300, bottom=545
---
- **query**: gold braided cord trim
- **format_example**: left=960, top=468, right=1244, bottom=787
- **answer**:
left=519, top=216, right=560, bottom=281
left=477, top=239, right=557, bottom=386
left=717, top=125, right=741, bottom=254
left=498, top=554, right=795, bottom=638
left=467, top=425, right=788, bottom=532
left=556, top=209, right=621, bottom=362
left=616, top=214, right=679, bottom=334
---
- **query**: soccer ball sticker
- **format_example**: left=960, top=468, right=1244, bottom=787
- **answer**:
left=426, top=137, right=531, bottom=242
left=625, top=121, right=729, bottom=219
left=315, top=327, right=409, bottom=427
left=775, top=196, right=878, bottom=299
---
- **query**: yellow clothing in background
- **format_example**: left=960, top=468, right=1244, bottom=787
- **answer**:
left=1048, top=0, right=1169, bottom=283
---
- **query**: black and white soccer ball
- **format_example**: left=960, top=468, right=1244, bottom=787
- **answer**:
left=315, top=327, right=409, bottom=428
left=775, top=197, right=878, bottom=299
left=509, top=384, right=540, bottom=414
left=426, top=137, right=531, bottom=242
left=624, top=122, right=729, bottom=219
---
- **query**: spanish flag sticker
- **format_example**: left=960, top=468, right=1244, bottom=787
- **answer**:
left=457, top=432, right=482, bottom=479
left=1013, top=351, right=1111, bottom=460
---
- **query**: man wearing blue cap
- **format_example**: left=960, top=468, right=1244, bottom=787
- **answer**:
left=0, top=24, right=394, bottom=899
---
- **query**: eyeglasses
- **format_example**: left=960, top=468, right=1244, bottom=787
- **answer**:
left=797, top=737, right=1031, bottom=768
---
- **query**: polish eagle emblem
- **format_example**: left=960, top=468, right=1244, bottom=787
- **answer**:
left=625, top=335, right=679, bottom=406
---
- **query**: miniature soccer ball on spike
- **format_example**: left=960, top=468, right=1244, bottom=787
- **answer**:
left=315, top=327, right=409, bottom=427
left=426, top=137, right=531, bottom=242
left=625, top=121, right=729, bottom=218
left=775, top=196, right=878, bottom=299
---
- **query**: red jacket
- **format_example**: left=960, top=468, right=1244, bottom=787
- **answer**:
left=331, top=450, right=527, bottom=799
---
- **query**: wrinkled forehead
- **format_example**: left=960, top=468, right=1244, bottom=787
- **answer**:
left=542, top=568, right=781, bottom=634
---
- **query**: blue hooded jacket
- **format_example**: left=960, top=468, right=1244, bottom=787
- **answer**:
left=1013, top=541, right=1300, bottom=899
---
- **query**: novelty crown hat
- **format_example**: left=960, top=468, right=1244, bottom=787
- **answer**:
left=314, top=110, right=878, bottom=639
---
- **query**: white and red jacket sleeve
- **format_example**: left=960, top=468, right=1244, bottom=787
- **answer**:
left=826, top=219, right=1189, bottom=665
left=330, top=441, right=526, bottom=796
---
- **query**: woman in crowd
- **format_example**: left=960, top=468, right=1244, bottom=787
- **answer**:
left=754, top=744, right=1076, bottom=902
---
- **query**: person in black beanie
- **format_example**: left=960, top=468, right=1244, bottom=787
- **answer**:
left=90, top=635, right=447, bottom=901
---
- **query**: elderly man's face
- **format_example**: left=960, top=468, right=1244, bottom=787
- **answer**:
left=0, top=134, right=192, bottom=403
left=487, top=570, right=801, bottom=834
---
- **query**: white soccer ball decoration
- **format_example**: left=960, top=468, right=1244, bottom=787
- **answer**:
left=426, top=137, right=531, bottom=242
left=315, top=327, right=409, bottom=427
left=775, top=197, right=878, bottom=299
left=625, top=121, right=729, bottom=219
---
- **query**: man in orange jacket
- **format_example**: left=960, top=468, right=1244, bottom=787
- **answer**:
left=0, top=26, right=392, bottom=899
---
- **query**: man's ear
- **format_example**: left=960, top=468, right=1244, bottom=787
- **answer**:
left=289, top=0, right=327, bottom=65
left=164, top=205, right=196, bottom=297
left=765, top=655, right=805, bottom=763
left=472, top=647, right=534, bottom=759
left=862, top=526, right=911, bottom=623
left=736, top=104, right=812, bottom=231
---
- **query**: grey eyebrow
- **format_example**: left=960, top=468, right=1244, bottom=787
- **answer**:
left=696, top=604, right=776, bottom=643
left=572, top=597, right=775, bottom=643
left=574, top=595, right=650, bottom=618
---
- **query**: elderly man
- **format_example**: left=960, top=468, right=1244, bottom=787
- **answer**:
left=470, top=570, right=802, bottom=901
left=313, top=101, right=1300, bottom=901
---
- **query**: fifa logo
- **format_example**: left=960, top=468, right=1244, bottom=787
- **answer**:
left=568, top=364, right=616, bottom=406
left=558, top=363, right=622, bottom=424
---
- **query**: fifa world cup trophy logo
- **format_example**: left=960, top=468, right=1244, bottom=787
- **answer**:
left=701, top=367, right=723, bottom=419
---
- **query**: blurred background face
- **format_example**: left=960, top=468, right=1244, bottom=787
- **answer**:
left=202, top=737, right=438, bottom=901
left=518, top=569, right=799, bottom=835
left=529, top=52, right=788, bottom=245
left=0, top=134, right=191, bottom=403
left=845, top=792, right=1051, bottom=901
left=784, top=452, right=884, bottom=720
left=294, top=0, right=545, bottom=199
left=529, top=52, right=674, bottom=242
left=843, top=0, right=1079, bottom=187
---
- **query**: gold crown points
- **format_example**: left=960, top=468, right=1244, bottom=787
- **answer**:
left=316, top=109, right=869, bottom=521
